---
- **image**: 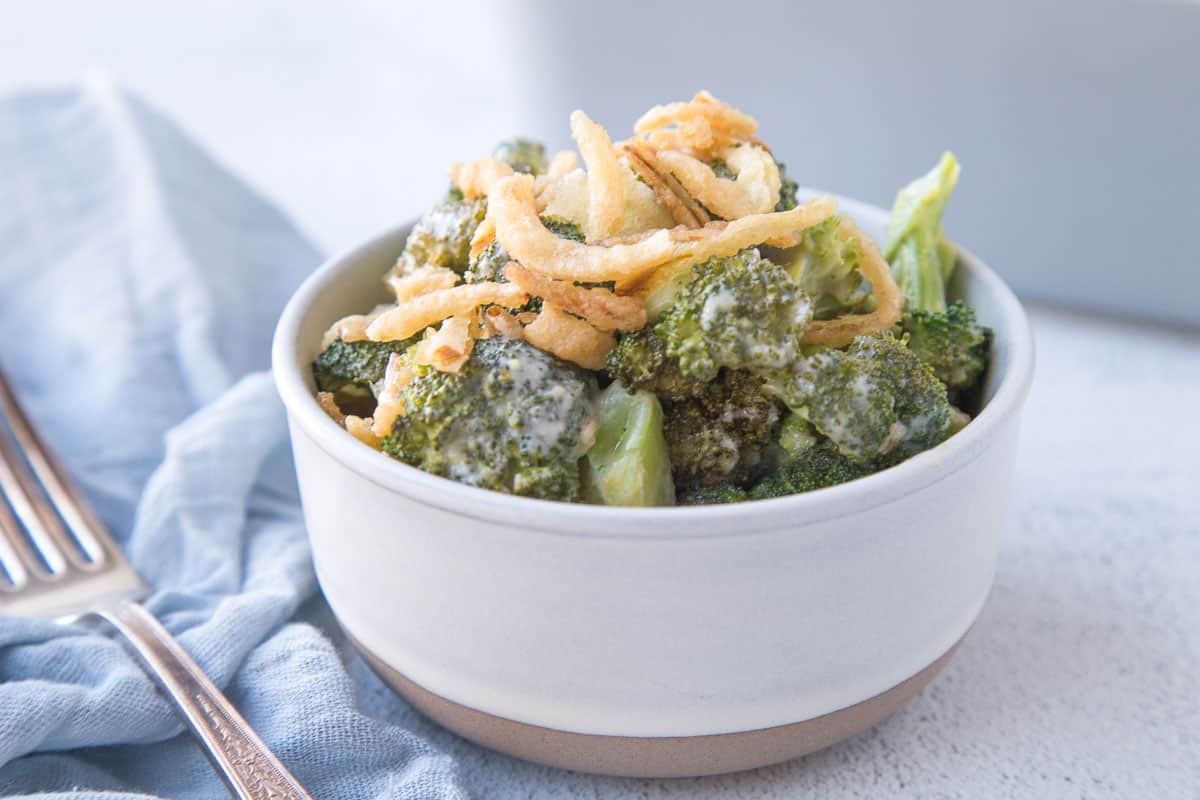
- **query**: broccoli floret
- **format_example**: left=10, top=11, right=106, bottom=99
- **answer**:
left=775, top=160, right=798, bottom=212
left=705, top=157, right=795, bottom=211
left=885, top=152, right=960, bottom=314
left=775, top=410, right=819, bottom=457
left=397, top=197, right=487, bottom=275
left=464, top=239, right=508, bottom=284
left=886, top=153, right=991, bottom=394
left=902, top=301, right=990, bottom=392
left=678, top=483, right=751, bottom=506
left=540, top=215, right=585, bottom=242
left=662, top=369, right=783, bottom=491
left=606, top=327, right=710, bottom=402
left=313, top=338, right=414, bottom=396
left=750, top=441, right=867, bottom=498
left=654, top=248, right=812, bottom=383
left=464, top=216, right=583, bottom=286
left=774, top=216, right=869, bottom=320
left=381, top=338, right=598, bottom=501
left=709, top=158, right=736, bottom=180
left=583, top=383, right=674, bottom=506
left=679, top=431, right=867, bottom=505
left=492, top=138, right=548, bottom=176
left=749, top=418, right=868, bottom=498
left=766, top=332, right=952, bottom=465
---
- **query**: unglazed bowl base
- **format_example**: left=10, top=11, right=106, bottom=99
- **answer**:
left=351, top=634, right=963, bottom=778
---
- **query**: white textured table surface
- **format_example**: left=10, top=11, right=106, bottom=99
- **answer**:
left=345, top=305, right=1199, bottom=798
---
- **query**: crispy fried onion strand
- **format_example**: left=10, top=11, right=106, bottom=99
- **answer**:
left=534, top=150, right=580, bottom=212
left=318, top=392, right=381, bottom=449
left=635, top=90, right=758, bottom=140
left=622, top=141, right=709, bottom=228
left=490, top=174, right=676, bottom=283
left=634, top=92, right=762, bottom=158
left=448, top=156, right=514, bottom=199
left=539, top=168, right=593, bottom=226
left=655, top=143, right=781, bottom=219
left=366, top=282, right=529, bottom=342
left=643, top=118, right=736, bottom=157
left=469, top=217, right=496, bottom=259
left=316, top=392, right=345, bottom=425
left=345, top=415, right=381, bottom=449
left=483, top=305, right=524, bottom=340
left=493, top=174, right=837, bottom=286
left=413, top=314, right=476, bottom=373
left=621, top=146, right=693, bottom=227
left=569, top=111, right=625, bottom=241
left=626, top=195, right=839, bottom=294
left=543, top=150, right=579, bottom=183
left=671, top=193, right=836, bottom=253
left=371, top=353, right=415, bottom=438
left=322, top=309, right=386, bottom=347
left=522, top=303, right=614, bottom=370
left=503, top=262, right=646, bottom=332
left=386, top=265, right=459, bottom=303
left=800, top=216, right=903, bottom=347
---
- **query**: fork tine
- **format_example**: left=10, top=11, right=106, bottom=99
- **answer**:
left=0, top=428, right=73, bottom=574
left=0, top=368, right=107, bottom=571
left=0, top=379, right=311, bottom=798
left=0, top=492, right=33, bottom=589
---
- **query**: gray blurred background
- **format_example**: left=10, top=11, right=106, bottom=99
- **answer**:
left=2, top=0, right=1197, bottom=325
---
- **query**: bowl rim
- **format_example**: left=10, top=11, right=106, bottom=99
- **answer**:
left=271, top=191, right=1035, bottom=540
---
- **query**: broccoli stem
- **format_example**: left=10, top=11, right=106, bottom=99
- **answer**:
left=884, top=154, right=991, bottom=396
left=584, top=383, right=675, bottom=507
left=885, top=151, right=960, bottom=313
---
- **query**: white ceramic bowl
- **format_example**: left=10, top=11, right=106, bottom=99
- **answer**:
left=271, top=192, right=1034, bottom=777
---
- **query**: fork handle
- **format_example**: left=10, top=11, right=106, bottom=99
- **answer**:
left=97, top=600, right=313, bottom=800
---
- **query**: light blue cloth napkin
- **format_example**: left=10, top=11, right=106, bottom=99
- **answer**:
left=0, top=78, right=468, bottom=799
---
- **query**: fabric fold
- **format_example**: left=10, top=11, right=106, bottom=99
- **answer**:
left=0, top=78, right=468, bottom=799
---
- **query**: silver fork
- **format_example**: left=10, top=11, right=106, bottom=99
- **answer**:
left=0, top=367, right=313, bottom=800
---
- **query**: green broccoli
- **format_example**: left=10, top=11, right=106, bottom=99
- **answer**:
left=886, top=152, right=960, bottom=313
left=775, top=410, right=819, bottom=456
left=903, top=301, right=990, bottom=392
left=584, top=383, right=675, bottom=506
left=539, top=215, right=586, bottom=242
left=886, top=152, right=991, bottom=393
left=464, top=239, right=508, bottom=284
left=680, top=416, right=874, bottom=504
left=396, top=196, right=487, bottom=275
left=766, top=332, right=953, bottom=465
left=464, top=216, right=584, bottom=286
left=701, top=158, right=793, bottom=210
left=381, top=338, right=598, bottom=501
left=653, top=248, right=813, bottom=383
left=750, top=441, right=867, bottom=498
left=661, top=369, right=783, bottom=491
left=679, top=431, right=868, bottom=505
left=609, top=249, right=811, bottom=491
left=773, top=216, right=869, bottom=320
left=678, top=483, right=750, bottom=506
left=492, top=138, right=548, bottom=176
left=775, top=160, right=798, bottom=212
left=606, top=327, right=710, bottom=402
left=709, top=158, right=737, bottom=180
left=313, top=337, right=414, bottom=396
left=749, top=417, right=868, bottom=498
